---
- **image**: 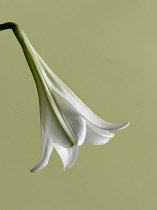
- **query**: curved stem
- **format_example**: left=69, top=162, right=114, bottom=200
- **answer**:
left=0, top=22, right=18, bottom=30
left=0, top=22, right=25, bottom=46
left=0, top=22, right=41, bottom=88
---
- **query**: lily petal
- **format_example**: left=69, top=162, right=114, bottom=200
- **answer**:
left=53, top=143, right=79, bottom=170
left=30, top=48, right=129, bottom=131
left=85, top=122, right=115, bottom=145
left=37, top=77, right=74, bottom=148
left=66, top=116, right=86, bottom=146
left=54, top=93, right=86, bottom=146
left=31, top=126, right=53, bottom=173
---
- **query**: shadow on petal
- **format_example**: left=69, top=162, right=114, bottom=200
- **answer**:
left=85, top=121, right=115, bottom=145
left=37, top=78, right=74, bottom=148
left=54, top=93, right=87, bottom=146
left=53, top=143, right=79, bottom=170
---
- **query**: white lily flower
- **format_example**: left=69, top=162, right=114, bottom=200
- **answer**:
left=0, top=22, right=130, bottom=173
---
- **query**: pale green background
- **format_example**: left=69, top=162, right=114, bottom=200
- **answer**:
left=0, top=0, right=156, bottom=209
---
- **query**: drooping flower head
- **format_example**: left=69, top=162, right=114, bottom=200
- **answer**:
left=0, top=22, right=130, bottom=172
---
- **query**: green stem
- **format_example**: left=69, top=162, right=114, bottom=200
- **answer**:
left=0, top=22, right=40, bottom=86
left=0, top=22, right=28, bottom=50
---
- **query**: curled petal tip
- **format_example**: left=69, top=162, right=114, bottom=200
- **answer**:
left=107, top=122, right=130, bottom=130
left=30, top=127, right=54, bottom=173
left=120, top=122, right=130, bottom=130
left=30, top=168, right=37, bottom=173
left=30, top=162, right=47, bottom=173
left=30, top=166, right=43, bottom=173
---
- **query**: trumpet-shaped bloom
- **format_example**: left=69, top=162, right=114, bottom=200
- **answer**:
left=0, top=22, right=130, bottom=173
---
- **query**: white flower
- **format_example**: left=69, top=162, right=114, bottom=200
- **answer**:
left=0, top=22, right=130, bottom=173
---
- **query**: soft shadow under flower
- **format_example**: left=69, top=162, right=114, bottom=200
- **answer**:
left=0, top=22, right=130, bottom=172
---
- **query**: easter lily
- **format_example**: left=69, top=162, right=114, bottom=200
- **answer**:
left=0, top=22, right=129, bottom=173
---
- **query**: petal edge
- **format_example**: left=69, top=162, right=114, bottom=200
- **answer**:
left=53, top=143, right=79, bottom=170
left=30, top=127, right=53, bottom=173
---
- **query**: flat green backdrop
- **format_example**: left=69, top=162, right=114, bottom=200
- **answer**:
left=0, top=1, right=156, bottom=209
